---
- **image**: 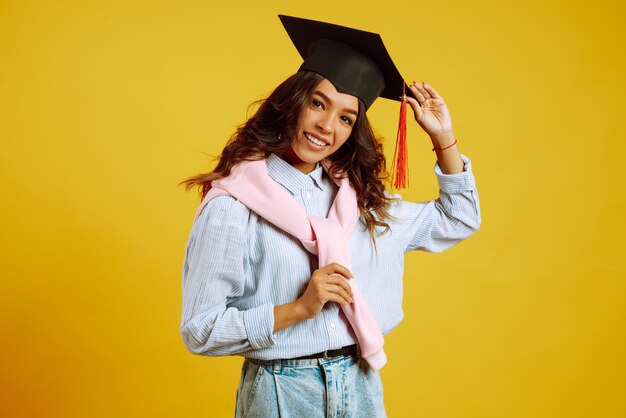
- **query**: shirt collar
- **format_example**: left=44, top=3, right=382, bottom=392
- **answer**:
left=266, top=153, right=325, bottom=195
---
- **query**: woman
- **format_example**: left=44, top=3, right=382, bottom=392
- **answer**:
left=181, top=15, right=480, bottom=418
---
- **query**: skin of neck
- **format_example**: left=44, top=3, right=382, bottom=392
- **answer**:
left=280, top=147, right=317, bottom=174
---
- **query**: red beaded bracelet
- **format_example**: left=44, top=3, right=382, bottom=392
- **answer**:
left=432, top=138, right=458, bottom=151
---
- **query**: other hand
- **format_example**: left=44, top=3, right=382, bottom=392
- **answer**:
left=296, top=263, right=354, bottom=319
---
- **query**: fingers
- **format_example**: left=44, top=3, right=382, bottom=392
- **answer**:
left=300, top=265, right=357, bottom=318
left=409, top=81, right=444, bottom=101
left=325, top=275, right=353, bottom=297
left=405, top=96, right=423, bottom=120
left=418, top=82, right=433, bottom=99
left=423, top=83, right=442, bottom=100
left=311, top=264, right=355, bottom=305
left=318, top=262, right=352, bottom=279
left=326, top=283, right=354, bottom=305
left=409, top=82, right=427, bottom=103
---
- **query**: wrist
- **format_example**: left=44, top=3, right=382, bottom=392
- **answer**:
left=273, top=300, right=310, bottom=333
left=430, top=131, right=455, bottom=148
left=291, top=299, right=312, bottom=321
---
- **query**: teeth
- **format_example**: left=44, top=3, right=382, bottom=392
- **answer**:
left=305, top=133, right=327, bottom=147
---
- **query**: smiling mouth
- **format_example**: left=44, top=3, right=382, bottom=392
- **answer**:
left=304, top=132, right=329, bottom=147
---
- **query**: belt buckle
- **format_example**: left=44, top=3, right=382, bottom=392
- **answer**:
left=321, top=350, right=331, bottom=360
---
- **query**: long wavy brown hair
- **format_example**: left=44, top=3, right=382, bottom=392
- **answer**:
left=182, top=70, right=394, bottom=238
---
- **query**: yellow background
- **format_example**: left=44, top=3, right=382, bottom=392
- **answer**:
left=1, top=0, right=625, bottom=417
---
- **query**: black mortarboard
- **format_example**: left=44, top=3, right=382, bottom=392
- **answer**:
left=279, top=14, right=414, bottom=110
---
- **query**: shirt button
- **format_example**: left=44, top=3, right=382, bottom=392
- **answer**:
left=305, top=191, right=312, bottom=200
left=330, top=323, right=336, bottom=330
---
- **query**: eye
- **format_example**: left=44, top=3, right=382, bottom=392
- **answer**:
left=340, top=115, right=354, bottom=126
left=311, top=99, right=324, bottom=109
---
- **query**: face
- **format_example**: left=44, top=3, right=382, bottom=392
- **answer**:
left=288, top=78, right=359, bottom=173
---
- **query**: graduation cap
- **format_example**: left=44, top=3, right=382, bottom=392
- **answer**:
left=279, top=14, right=412, bottom=188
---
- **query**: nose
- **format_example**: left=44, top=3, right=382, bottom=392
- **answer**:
left=315, top=113, right=333, bottom=134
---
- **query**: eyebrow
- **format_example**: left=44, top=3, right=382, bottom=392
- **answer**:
left=313, top=91, right=359, bottom=116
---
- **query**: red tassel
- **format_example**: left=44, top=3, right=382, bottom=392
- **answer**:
left=391, top=84, right=409, bottom=189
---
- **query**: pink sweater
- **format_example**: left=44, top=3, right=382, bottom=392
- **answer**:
left=194, top=159, right=387, bottom=370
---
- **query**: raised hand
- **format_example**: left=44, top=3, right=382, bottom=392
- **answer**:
left=405, top=81, right=464, bottom=174
left=406, top=81, right=454, bottom=140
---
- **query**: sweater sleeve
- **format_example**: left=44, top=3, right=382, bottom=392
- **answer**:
left=389, top=154, right=481, bottom=253
left=180, top=195, right=276, bottom=356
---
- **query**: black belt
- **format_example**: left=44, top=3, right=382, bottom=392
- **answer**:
left=290, top=344, right=358, bottom=360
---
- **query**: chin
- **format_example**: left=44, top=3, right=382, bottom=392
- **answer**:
left=285, top=143, right=329, bottom=173
left=294, top=147, right=326, bottom=164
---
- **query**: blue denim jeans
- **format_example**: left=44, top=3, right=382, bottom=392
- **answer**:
left=234, top=355, right=386, bottom=418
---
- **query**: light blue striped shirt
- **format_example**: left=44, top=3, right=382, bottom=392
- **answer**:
left=181, top=153, right=480, bottom=360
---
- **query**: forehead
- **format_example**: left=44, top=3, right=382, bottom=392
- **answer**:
left=313, top=79, right=359, bottom=111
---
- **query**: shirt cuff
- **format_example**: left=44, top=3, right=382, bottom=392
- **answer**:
left=434, top=154, right=476, bottom=193
left=243, top=303, right=277, bottom=350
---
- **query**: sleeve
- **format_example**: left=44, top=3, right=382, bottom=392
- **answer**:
left=180, top=195, right=277, bottom=356
left=389, top=154, right=481, bottom=253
